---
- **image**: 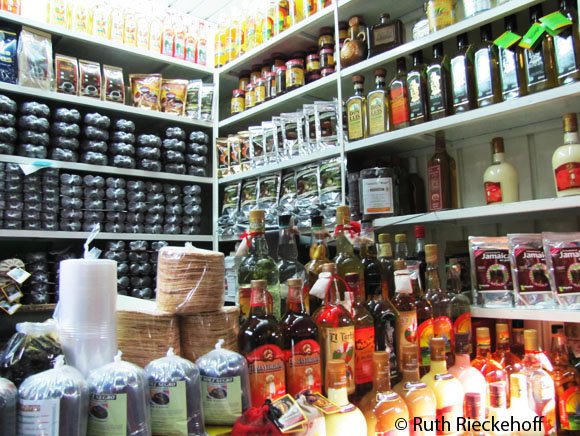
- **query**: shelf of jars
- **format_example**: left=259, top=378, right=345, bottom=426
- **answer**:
left=470, top=306, right=579, bottom=322
left=0, top=11, right=213, bottom=79
left=346, top=82, right=580, bottom=154
left=0, top=155, right=213, bottom=184
left=0, top=230, right=214, bottom=242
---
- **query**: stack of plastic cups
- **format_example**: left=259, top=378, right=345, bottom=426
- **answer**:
left=56, top=259, right=117, bottom=377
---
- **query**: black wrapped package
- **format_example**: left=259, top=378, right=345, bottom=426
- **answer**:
left=82, top=126, right=109, bottom=142
left=163, top=150, right=185, bottom=164
left=80, top=152, right=108, bottom=166
left=60, top=173, right=82, bottom=186
left=165, top=127, right=185, bottom=140
left=136, top=134, right=161, bottom=148
left=61, top=196, right=82, bottom=209
left=19, top=130, right=49, bottom=146
left=84, top=187, right=105, bottom=199
left=127, top=201, right=147, bottom=213
left=111, top=132, right=135, bottom=144
left=84, top=175, right=105, bottom=188
left=81, top=140, right=108, bottom=153
left=0, top=95, right=16, bottom=113
left=127, top=251, right=149, bottom=263
left=189, top=131, right=209, bottom=144
left=60, top=185, right=82, bottom=197
left=138, top=159, right=162, bottom=172
left=162, top=138, right=186, bottom=152
left=20, top=102, right=49, bottom=118
left=109, top=142, right=135, bottom=156
left=52, top=137, right=80, bottom=150
left=105, top=177, right=126, bottom=188
left=145, top=182, right=162, bottom=193
left=0, top=127, right=16, bottom=143
left=0, top=143, right=14, bottom=154
left=106, top=240, right=126, bottom=252
left=106, top=211, right=126, bottom=222
left=127, top=180, right=146, bottom=191
left=83, top=112, right=110, bottom=129
left=18, top=116, right=49, bottom=133
left=131, top=288, right=153, bottom=299
left=183, top=185, right=201, bottom=196
left=102, top=250, right=127, bottom=262
left=111, top=155, right=136, bottom=169
left=51, top=122, right=80, bottom=138
left=17, top=144, right=47, bottom=158
left=113, top=119, right=135, bottom=133
left=127, top=191, right=146, bottom=202
left=0, top=113, right=16, bottom=127
left=105, top=187, right=126, bottom=200
left=54, top=108, right=81, bottom=123
left=186, top=154, right=208, bottom=167
left=50, top=148, right=78, bottom=162
left=135, top=147, right=160, bottom=160
left=125, top=223, right=145, bottom=234
left=164, top=163, right=186, bottom=174
left=128, top=240, right=148, bottom=252
left=59, top=220, right=82, bottom=231
left=187, top=142, right=208, bottom=155
left=105, top=199, right=126, bottom=211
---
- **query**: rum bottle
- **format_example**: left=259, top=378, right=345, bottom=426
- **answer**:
left=305, top=215, right=330, bottom=313
left=426, top=43, right=452, bottom=120
left=334, top=205, right=365, bottom=293
left=407, top=51, right=429, bottom=126
left=450, top=33, right=476, bottom=114
left=492, top=322, right=522, bottom=406
left=498, top=14, right=527, bottom=101
left=367, top=68, right=390, bottom=136
left=472, top=327, right=508, bottom=399
left=346, top=75, right=368, bottom=141
left=483, top=137, right=519, bottom=205
left=552, top=113, right=580, bottom=197
left=392, top=269, right=418, bottom=373
left=280, top=278, right=322, bottom=396
left=277, top=214, right=306, bottom=314
left=360, top=224, right=383, bottom=302
left=474, top=24, right=501, bottom=107
left=553, top=0, right=580, bottom=85
left=427, top=131, right=457, bottom=212
left=377, top=233, right=395, bottom=300
left=523, top=5, right=557, bottom=94
left=238, top=279, right=286, bottom=407
left=389, top=57, right=410, bottom=130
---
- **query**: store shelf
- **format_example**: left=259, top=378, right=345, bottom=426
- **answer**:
left=346, top=82, right=580, bottom=154
left=0, top=11, right=213, bottom=79
left=218, top=147, right=341, bottom=184
left=471, top=306, right=579, bottom=323
left=0, top=230, right=214, bottom=242
left=0, top=155, right=213, bottom=184
left=218, top=73, right=337, bottom=131
left=373, top=196, right=580, bottom=228
left=340, top=0, right=543, bottom=80
left=0, top=82, right=213, bottom=129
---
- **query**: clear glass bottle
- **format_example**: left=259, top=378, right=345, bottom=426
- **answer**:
left=553, top=0, right=580, bottom=85
left=394, top=233, right=408, bottom=261
left=483, top=137, right=519, bottom=205
left=346, top=75, right=368, bottom=141
left=334, top=205, right=365, bottom=294
left=447, top=262, right=471, bottom=343
left=277, top=214, right=306, bottom=315
left=498, top=14, right=527, bottom=101
left=367, top=68, right=390, bottom=136
left=389, top=57, right=410, bottom=130
left=450, top=33, right=476, bottom=114
left=553, top=113, right=580, bottom=197
left=426, top=43, right=452, bottom=120
left=474, top=24, right=501, bottom=108
left=392, top=270, right=418, bottom=374
left=407, top=51, right=429, bottom=126
left=523, top=5, right=557, bottom=94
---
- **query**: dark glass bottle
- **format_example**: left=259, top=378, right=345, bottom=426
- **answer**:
left=360, top=225, right=383, bottom=302
left=523, top=5, right=557, bottom=94
left=450, top=33, right=476, bottom=114
left=369, top=13, right=404, bottom=56
left=409, top=259, right=433, bottom=377
left=498, top=15, right=527, bottom=101
left=511, top=320, right=525, bottom=360
left=407, top=51, right=429, bottom=126
left=305, top=215, right=330, bottom=314
left=553, top=0, right=580, bottom=85
left=426, top=43, right=452, bottom=120
left=281, top=278, right=323, bottom=396
left=377, top=233, right=395, bottom=300
left=474, top=24, right=501, bottom=108
left=408, top=157, right=426, bottom=214
left=389, top=57, right=410, bottom=130
left=392, top=156, right=411, bottom=216
left=238, top=279, right=286, bottom=408
left=427, top=131, right=457, bottom=212
left=412, top=225, right=426, bottom=288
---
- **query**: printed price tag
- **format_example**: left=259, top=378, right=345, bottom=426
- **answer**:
left=271, top=394, right=308, bottom=433
left=540, top=11, right=573, bottom=33
left=519, top=22, right=546, bottom=49
left=494, top=30, right=522, bottom=49
left=7, top=267, right=31, bottom=284
left=2, top=282, right=23, bottom=303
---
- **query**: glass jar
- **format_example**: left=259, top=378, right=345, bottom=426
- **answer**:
left=340, top=15, right=368, bottom=68
left=255, top=78, right=266, bottom=105
left=261, top=61, right=271, bottom=78
left=306, top=53, right=321, bottom=73
left=276, top=66, right=287, bottom=95
left=320, top=47, right=335, bottom=68
left=425, top=0, right=455, bottom=32
left=318, top=26, right=334, bottom=49
left=272, top=52, right=286, bottom=71
left=321, top=66, right=335, bottom=77
left=250, top=64, right=262, bottom=83
left=285, top=59, right=305, bottom=90
left=245, top=83, right=256, bottom=109
left=238, top=70, right=251, bottom=91
left=307, top=71, right=321, bottom=83
left=265, top=72, right=276, bottom=100
left=231, top=89, right=245, bottom=114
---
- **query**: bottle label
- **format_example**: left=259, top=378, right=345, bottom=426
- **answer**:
left=361, top=177, right=394, bottom=215
left=246, top=344, right=286, bottom=408
left=87, top=393, right=127, bottom=436
left=554, top=31, right=579, bottom=78
left=373, top=26, right=396, bottom=46
left=355, top=326, right=375, bottom=385
left=200, top=375, right=243, bottom=425
left=475, top=49, right=493, bottom=99
left=417, top=318, right=434, bottom=367
left=285, top=339, right=323, bottom=396
left=390, top=82, right=410, bottom=127
left=559, top=385, right=580, bottom=430
left=427, top=66, right=445, bottom=114
left=484, top=181, right=503, bottom=204
left=428, top=164, right=443, bottom=211
left=473, top=248, right=512, bottom=291
left=396, top=310, right=418, bottom=367
left=451, top=56, right=469, bottom=105
left=368, top=93, right=387, bottom=136
left=436, top=403, right=462, bottom=435
left=500, top=48, right=519, bottom=94
left=433, top=316, right=452, bottom=355
left=555, top=162, right=580, bottom=192
left=321, top=326, right=355, bottom=393
left=149, top=381, right=188, bottom=435
left=525, top=49, right=548, bottom=85
left=18, top=398, right=60, bottom=436
left=407, top=73, right=425, bottom=121
left=453, top=312, right=471, bottom=338
left=513, top=247, right=550, bottom=293
left=347, top=100, right=364, bottom=140
left=548, top=246, right=580, bottom=295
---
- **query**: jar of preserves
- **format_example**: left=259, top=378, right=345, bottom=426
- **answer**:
left=307, top=72, right=322, bottom=83
left=276, top=66, right=287, bottom=95
left=255, top=78, right=266, bottom=105
left=272, top=52, right=286, bottom=71
left=318, top=26, right=334, bottom=48
left=285, top=59, right=305, bottom=90
left=320, top=47, right=335, bottom=68
left=292, top=51, right=307, bottom=61
left=238, top=70, right=251, bottom=91
left=306, top=53, right=321, bottom=73
left=231, top=89, right=245, bottom=114
left=266, top=72, right=276, bottom=100
left=321, top=66, right=335, bottom=77
left=250, top=64, right=262, bottom=83
left=245, top=83, right=256, bottom=109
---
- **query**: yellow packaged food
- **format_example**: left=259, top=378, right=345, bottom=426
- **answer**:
left=110, top=4, right=124, bottom=43
left=136, top=13, right=150, bottom=50
left=149, top=16, right=162, bottom=53
left=92, top=3, right=111, bottom=39
left=160, top=79, right=188, bottom=115
left=130, top=73, right=162, bottom=111
left=70, top=2, right=91, bottom=34
left=123, top=9, right=137, bottom=46
left=49, top=0, right=68, bottom=28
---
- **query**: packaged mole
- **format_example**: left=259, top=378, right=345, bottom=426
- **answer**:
left=278, top=171, right=296, bottom=216
left=199, top=83, right=214, bottom=121
left=79, top=59, right=101, bottom=98
left=102, top=65, right=125, bottom=103
left=130, top=74, right=162, bottom=111
left=543, top=232, right=580, bottom=309
left=54, top=54, right=78, bottom=95
left=160, top=79, right=188, bottom=115
left=469, top=236, right=514, bottom=308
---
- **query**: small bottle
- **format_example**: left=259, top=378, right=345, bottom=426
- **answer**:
left=346, top=75, right=368, bottom=141
left=498, top=15, right=527, bottom=101
left=392, top=270, right=418, bottom=373
left=427, top=131, right=457, bottom=212
left=407, top=51, right=429, bottom=126
left=483, top=137, right=519, bottom=205
left=426, top=43, right=452, bottom=120
left=474, top=24, right=501, bottom=108
left=369, top=13, right=404, bottom=56
left=523, top=5, right=557, bottom=94
left=408, top=157, right=426, bottom=213
left=450, top=33, right=476, bottom=114
left=389, top=57, right=410, bottom=130
left=553, top=113, right=580, bottom=197
left=553, top=0, right=580, bottom=85
left=367, top=68, right=390, bottom=136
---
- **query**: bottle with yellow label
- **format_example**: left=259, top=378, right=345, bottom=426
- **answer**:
left=346, top=75, right=368, bottom=141
left=426, top=0, right=455, bottom=33
left=367, top=68, right=390, bottom=136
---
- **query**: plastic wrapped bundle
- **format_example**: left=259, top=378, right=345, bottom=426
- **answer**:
left=87, top=351, right=151, bottom=436
left=144, top=348, right=205, bottom=436
left=196, top=339, right=251, bottom=426
left=0, top=377, right=16, bottom=435
left=17, top=356, right=88, bottom=436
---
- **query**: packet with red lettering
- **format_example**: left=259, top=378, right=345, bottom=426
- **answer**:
left=543, top=232, right=580, bottom=309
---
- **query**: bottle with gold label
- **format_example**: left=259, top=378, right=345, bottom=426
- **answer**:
left=389, top=57, right=410, bottom=130
left=407, top=51, right=429, bottom=126
left=498, top=15, right=527, bottom=101
left=474, top=24, right=501, bottom=108
left=334, top=205, right=365, bottom=296
left=483, top=137, right=519, bottom=205
left=450, top=33, right=476, bottom=114
left=392, top=270, right=418, bottom=374
left=553, top=0, right=580, bottom=85
left=553, top=112, right=580, bottom=197
left=523, top=5, right=557, bottom=94
left=426, top=43, right=452, bottom=121
left=367, top=68, right=390, bottom=136
left=346, top=75, right=368, bottom=141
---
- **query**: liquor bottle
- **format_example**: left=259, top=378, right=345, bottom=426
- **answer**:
left=277, top=214, right=306, bottom=315
left=394, top=233, right=408, bottom=261
left=344, top=273, right=374, bottom=400
left=523, top=5, right=557, bottom=94
left=412, top=225, right=426, bottom=288
left=360, top=224, right=383, bottom=302
left=377, top=233, right=395, bottom=300
left=553, top=113, right=580, bottom=197
left=346, top=75, right=368, bottom=141
left=361, top=351, right=409, bottom=435
left=492, top=322, right=523, bottom=401
left=462, top=393, right=486, bottom=436
left=238, top=279, right=286, bottom=407
left=313, top=263, right=356, bottom=395
left=507, top=373, right=544, bottom=436
left=389, top=57, right=410, bottom=130
left=393, top=345, right=437, bottom=435
left=324, top=359, right=368, bottom=435
left=334, top=205, right=365, bottom=294
left=550, top=329, right=580, bottom=433
left=483, top=136, right=519, bottom=205
left=305, top=215, right=330, bottom=314
left=281, top=278, right=322, bottom=396
left=421, top=337, right=465, bottom=435
left=369, top=13, right=404, bottom=56
left=238, top=209, right=281, bottom=322
left=426, top=43, right=452, bottom=120
left=367, top=68, right=390, bottom=136
left=511, top=320, right=525, bottom=359
left=413, top=262, right=434, bottom=377
left=553, top=0, right=580, bottom=85
left=392, top=270, right=418, bottom=373
left=424, top=244, right=453, bottom=368
left=450, top=33, right=476, bottom=114
left=474, top=23, right=501, bottom=108
left=498, top=14, right=527, bottom=101
left=448, top=333, right=487, bottom=420
left=447, top=262, right=471, bottom=343
left=488, top=381, right=511, bottom=436
left=407, top=51, right=429, bottom=126
left=472, top=327, right=509, bottom=401
left=427, top=131, right=457, bottom=212
left=408, top=157, right=427, bottom=214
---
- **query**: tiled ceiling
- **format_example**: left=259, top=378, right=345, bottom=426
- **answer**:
left=165, top=0, right=236, bottom=21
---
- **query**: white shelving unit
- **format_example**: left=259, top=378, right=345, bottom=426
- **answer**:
left=470, top=306, right=580, bottom=323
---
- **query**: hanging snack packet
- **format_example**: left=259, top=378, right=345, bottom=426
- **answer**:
left=185, top=80, right=202, bottom=119
left=543, top=232, right=580, bottom=309
left=315, top=100, right=339, bottom=149
left=249, top=126, right=265, bottom=168
left=17, top=27, right=53, bottom=90
left=79, top=59, right=102, bottom=98
left=262, top=121, right=279, bottom=165
left=130, top=74, right=162, bottom=111
left=228, top=134, right=241, bottom=175
left=281, top=112, right=305, bottom=159
left=102, top=65, right=125, bottom=103
left=257, top=173, right=281, bottom=227
left=54, top=54, right=78, bottom=95
left=0, top=28, right=17, bottom=84
left=219, top=182, right=241, bottom=234
left=239, top=131, right=251, bottom=172
left=303, top=104, right=316, bottom=153
left=319, top=158, right=342, bottom=228
left=295, top=164, right=321, bottom=228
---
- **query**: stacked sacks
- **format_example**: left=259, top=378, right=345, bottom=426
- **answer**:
left=103, top=176, right=126, bottom=233
left=0, top=95, right=16, bottom=155
left=187, top=131, right=209, bottom=177
left=162, top=127, right=186, bottom=175
left=136, top=134, right=162, bottom=172
left=59, top=173, right=83, bottom=232
left=17, top=101, right=50, bottom=159
left=127, top=240, right=153, bottom=300
left=3, top=163, right=23, bottom=229
left=50, top=108, right=81, bottom=162
left=144, top=181, right=164, bottom=235
left=40, top=169, right=59, bottom=231
left=83, top=175, right=106, bottom=233
left=22, top=252, right=51, bottom=304
left=110, top=119, right=136, bottom=169
left=80, top=112, right=109, bottom=165
left=182, top=184, right=202, bottom=235
left=162, top=183, right=181, bottom=235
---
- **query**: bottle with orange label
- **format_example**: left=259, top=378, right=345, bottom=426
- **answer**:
left=389, top=57, right=411, bottom=130
left=280, top=278, right=322, bottom=397
left=447, top=262, right=471, bottom=347
left=392, top=269, right=417, bottom=375
left=471, top=327, right=508, bottom=404
left=238, top=279, right=286, bottom=408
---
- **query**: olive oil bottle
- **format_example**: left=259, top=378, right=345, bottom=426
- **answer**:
left=498, top=15, right=527, bottom=101
left=367, top=68, right=390, bottom=136
left=426, top=43, right=452, bottom=120
left=346, top=75, right=368, bottom=141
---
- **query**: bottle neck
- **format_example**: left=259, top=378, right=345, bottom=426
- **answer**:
left=551, top=335, right=570, bottom=366
left=336, top=226, right=355, bottom=256
left=415, top=238, right=425, bottom=256
left=430, top=358, right=447, bottom=374
left=564, top=131, right=579, bottom=145
left=446, top=267, right=461, bottom=295
left=353, top=83, right=364, bottom=96
left=278, top=225, right=298, bottom=260
left=413, top=55, right=422, bottom=68
left=286, top=285, right=306, bottom=314
left=426, top=262, right=441, bottom=292
left=402, top=367, right=421, bottom=383
left=250, top=287, right=272, bottom=317
left=378, top=242, right=393, bottom=258
left=327, top=372, right=349, bottom=406
left=375, top=76, right=386, bottom=89
left=309, top=227, right=328, bottom=260
left=395, top=241, right=408, bottom=259
left=512, top=329, right=524, bottom=346
left=374, top=363, right=392, bottom=393
left=492, top=152, right=505, bottom=164
left=328, top=275, right=343, bottom=306
left=348, top=279, right=365, bottom=303
left=251, top=231, right=270, bottom=256
left=476, top=342, right=492, bottom=358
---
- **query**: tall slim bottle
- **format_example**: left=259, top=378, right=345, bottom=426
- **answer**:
left=450, top=33, right=476, bottom=114
left=474, top=23, right=501, bottom=107
left=523, top=5, right=557, bottom=94
left=492, top=322, right=522, bottom=405
left=394, top=233, right=409, bottom=261
left=511, top=320, right=525, bottom=359
left=412, top=261, right=434, bottom=377
left=472, top=327, right=508, bottom=404
left=238, top=209, right=281, bottom=322
left=367, top=68, right=390, bottom=136
left=426, top=43, right=452, bottom=120
left=277, top=214, right=306, bottom=314
left=377, top=233, right=395, bottom=300
left=334, top=205, right=365, bottom=293
left=407, top=51, right=429, bottom=126
left=346, top=75, right=368, bottom=141
left=238, top=279, right=286, bottom=407
left=392, top=269, right=418, bottom=373
left=360, top=225, right=383, bottom=302
left=408, top=157, right=427, bottom=214
left=421, top=337, right=465, bottom=436
left=389, top=57, right=411, bottom=130
left=427, top=131, right=457, bottom=212
left=281, top=278, right=322, bottom=396
left=508, top=373, right=545, bottom=436
left=447, top=262, right=471, bottom=343
left=305, top=215, right=330, bottom=314
left=498, top=14, right=527, bottom=101
left=553, top=0, right=580, bottom=85
left=411, top=225, right=426, bottom=288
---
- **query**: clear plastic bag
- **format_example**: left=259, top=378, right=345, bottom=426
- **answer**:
left=294, top=165, right=321, bottom=229
left=17, top=27, right=53, bottom=90
left=0, top=377, right=17, bottom=436
left=18, top=356, right=88, bottom=436
left=144, top=348, right=205, bottom=436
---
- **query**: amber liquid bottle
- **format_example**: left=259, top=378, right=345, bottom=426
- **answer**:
left=360, top=229, right=383, bottom=302
left=551, top=329, right=580, bottom=433
left=392, top=269, right=418, bottom=374
left=427, top=131, right=457, bottom=212
left=499, top=15, right=527, bottom=101
left=334, top=205, right=365, bottom=293
left=305, top=215, right=330, bottom=314
left=553, top=0, right=580, bottom=85
left=409, top=259, right=434, bottom=377
left=377, top=233, right=395, bottom=300
left=474, top=23, right=501, bottom=108
left=281, top=278, right=323, bottom=396
left=407, top=51, right=429, bottom=126
left=238, top=279, right=286, bottom=408
left=426, top=43, right=452, bottom=120
left=450, top=32, right=476, bottom=114
left=472, top=327, right=508, bottom=404
left=524, top=4, right=557, bottom=94
left=511, top=319, right=525, bottom=359
left=367, top=68, right=390, bottom=136
left=389, top=57, right=410, bottom=130
left=346, top=75, right=368, bottom=141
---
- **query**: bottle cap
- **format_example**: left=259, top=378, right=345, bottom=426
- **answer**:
left=454, top=332, right=472, bottom=354
left=563, top=113, right=578, bottom=133
left=321, top=263, right=336, bottom=273
left=393, top=259, right=406, bottom=271
left=378, top=233, right=391, bottom=243
left=335, top=205, right=350, bottom=225
left=491, top=137, right=505, bottom=154
left=430, top=337, right=446, bottom=361
left=352, top=74, right=365, bottom=84
left=319, top=26, right=333, bottom=36
left=251, top=279, right=268, bottom=289
left=374, top=68, right=386, bottom=77
left=414, top=225, right=425, bottom=239
left=524, top=329, right=538, bottom=351
left=348, top=15, right=363, bottom=27
left=326, top=359, right=347, bottom=388
left=395, top=233, right=407, bottom=243
left=401, top=345, right=419, bottom=370
left=287, top=278, right=303, bottom=287
left=249, top=209, right=265, bottom=221
left=279, top=214, right=292, bottom=227
left=425, top=244, right=438, bottom=263
left=380, top=12, right=391, bottom=19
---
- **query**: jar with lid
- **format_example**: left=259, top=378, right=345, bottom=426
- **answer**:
left=276, top=66, right=287, bottom=95
left=238, top=70, right=251, bottom=91
left=306, top=53, right=321, bottom=73
left=321, top=66, right=335, bottom=77
left=286, top=59, right=305, bottom=90
left=338, top=21, right=348, bottom=50
left=245, top=83, right=256, bottom=109
left=340, top=15, right=368, bottom=67
left=320, top=46, right=335, bottom=69
left=318, top=26, right=334, bottom=49
left=250, top=64, right=262, bottom=83
left=425, top=0, right=455, bottom=32
left=261, top=61, right=271, bottom=78
left=292, top=51, right=307, bottom=62
left=359, top=167, right=397, bottom=219
left=255, top=78, right=266, bottom=105
left=231, top=89, right=245, bottom=115
left=265, top=72, right=276, bottom=100
left=271, top=52, right=286, bottom=71
left=307, top=71, right=321, bottom=83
